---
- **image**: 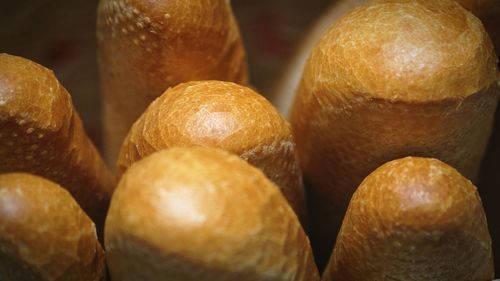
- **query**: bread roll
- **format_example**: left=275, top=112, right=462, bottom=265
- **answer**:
left=116, top=80, right=306, bottom=223
left=0, top=173, right=106, bottom=281
left=322, top=157, right=494, bottom=281
left=0, top=53, right=114, bottom=232
left=97, top=0, right=248, bottom=163
left=290, top=0, right=499, bottom=268
left=272, top=0, right=499, bottom=115
left=106, top=147, right=319, bottom=281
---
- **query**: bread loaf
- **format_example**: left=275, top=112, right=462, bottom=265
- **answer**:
left=272, top=0, right=500, bottom=115
left=0, top=53, right=115, bottom=232
left=106, top=147, right=319, bottom=281
left=97, top=0, right=248, bottom=163
left=0, top=173, right=106, bottom=281
left=116, top=80, right=306, bottom=223
left=290, top=0, right=499, bottom=267
left=322, top=157, right=494, bottom=281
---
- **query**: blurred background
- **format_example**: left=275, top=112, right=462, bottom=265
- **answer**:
left=1, top=0, right=499, bottom=274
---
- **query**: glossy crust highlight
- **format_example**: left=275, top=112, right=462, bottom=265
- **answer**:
left=0, top=173, right=106, bottom=281
left=322, top=157, right=494, bottom=281
left=106, top=147, right=319, bottom=281
left=116, top=80, right=306, bottom=223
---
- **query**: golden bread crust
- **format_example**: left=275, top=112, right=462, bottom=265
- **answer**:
left=106, top=147, right=319, bottom=281
left=301, top=0, right=497, bottom=102
left=290, top=0, right=499, bottom=266
left=97, top=0, right=248, bottom=162
left=322, top=157, right=494, bottom=281
left=117, top=80, right=306, bottom=223
left=0, top=54, right=115, bottom=231
left=0, top=173, right=106, bottom=281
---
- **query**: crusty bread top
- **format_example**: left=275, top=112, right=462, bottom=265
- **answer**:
left=0, top=173, right=105, bottom=281
left=107, top=147, right=319, bottom=280
left=97, top=0, right=249, bottom=163
left=0, top=53, right=71, bottom=130
left=97, top=0, right=248, bottom=96
left=117, top=80, right=290, bottom=175
left=323, top=157, right=493, bottom=280
left=352, top=157, right=490, bottom=231
left=0, top=53, right=114, bottom=232
left=301, top=0, right=498, bottom=102
left=115, top=80, right=306, bottom=223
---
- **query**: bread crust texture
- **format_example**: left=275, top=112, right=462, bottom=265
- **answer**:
left=117, top=80, right=306, bottom=223
left=97, top=0, right=248, bottom=162
left=106, top=147, right=319, bottom=281
left=322, top=157, right=494, bottom=281
left=0, top=53, right=115, bottom=231
left=290, top=0, right=499, bottom=264
left=0, top=173, right=106, bottom=281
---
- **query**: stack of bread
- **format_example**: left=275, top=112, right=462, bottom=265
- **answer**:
left=0, top=0, right=499, bottom=280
